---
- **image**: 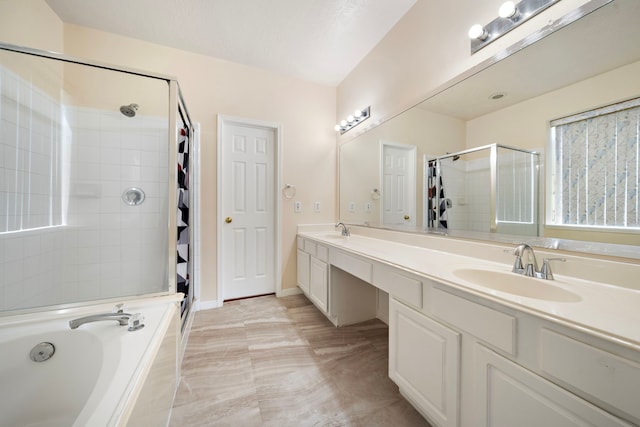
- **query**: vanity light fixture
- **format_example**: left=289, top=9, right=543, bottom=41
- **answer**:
left=469, top=0, right=560, bottom=54
left=335, top=106, right=370, bottom=134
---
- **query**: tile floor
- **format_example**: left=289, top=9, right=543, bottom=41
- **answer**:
left=169, top=293, right=431, bottom=427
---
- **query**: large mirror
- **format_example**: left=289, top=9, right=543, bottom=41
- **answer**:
left=339, top=0, right=640, bottom=258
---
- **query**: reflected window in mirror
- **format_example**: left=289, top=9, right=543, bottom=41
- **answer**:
left=548, top=97, right=640, bottom=230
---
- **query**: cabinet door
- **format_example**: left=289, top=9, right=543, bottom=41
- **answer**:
left=309, top=257, right=328, bottom=313
left=389, top=298, right=460, bottom=427
left=297, top=248, right=310, bottom=295
left=474, top=344, right=632, bottom=427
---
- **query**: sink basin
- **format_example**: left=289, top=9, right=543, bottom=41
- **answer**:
left=453, top=269, right=582, bottom=302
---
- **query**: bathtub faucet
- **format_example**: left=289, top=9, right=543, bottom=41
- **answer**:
left=69, top=306, right=145, bottom=331
left=69, top=312, right=131, bottom=329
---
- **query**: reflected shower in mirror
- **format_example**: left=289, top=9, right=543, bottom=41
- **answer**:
left=426, top=145, right=539, bottom=236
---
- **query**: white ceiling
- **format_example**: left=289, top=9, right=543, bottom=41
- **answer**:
left=45, top=0, right=416, bottom=86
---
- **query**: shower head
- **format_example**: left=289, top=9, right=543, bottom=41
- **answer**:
left=119, top=103, right=139, bottom=118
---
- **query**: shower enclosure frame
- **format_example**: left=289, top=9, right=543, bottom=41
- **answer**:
left=426, top=143, right=540, bottom=233
left=0, top=42, right=195, bottom=319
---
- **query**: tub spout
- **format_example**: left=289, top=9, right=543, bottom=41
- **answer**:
left=69, top=313, right=132, bottom=330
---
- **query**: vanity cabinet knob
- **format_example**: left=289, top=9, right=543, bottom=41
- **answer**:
left=404, top=215, right=410, bottom=220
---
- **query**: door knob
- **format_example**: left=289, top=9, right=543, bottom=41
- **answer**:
left=225, top=217, right=233, bottom=224
left=404, top=215, right=410, bottom=220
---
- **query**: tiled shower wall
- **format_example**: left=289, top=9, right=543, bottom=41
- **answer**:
left=0, top=65, right=168, bottom=311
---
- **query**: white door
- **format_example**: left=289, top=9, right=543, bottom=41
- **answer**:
left=382, top=142, right=416, bottom=225
left=220, top=121, right=276, bottom=300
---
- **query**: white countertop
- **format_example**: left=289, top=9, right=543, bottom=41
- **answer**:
left=299, top=230, right=640, bottom=351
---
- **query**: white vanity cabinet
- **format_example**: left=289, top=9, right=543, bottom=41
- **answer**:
left=388, top=278, right=637, bottom=427
left=389, top=298, right=460, bottom=427
left=309, top=256, right=328, bottom=313
left=296, top=237, right=329, bottom=315
left=296, top=247, right=310, bottom=295
left=474, top=344, right=633, bottom=427
left=296, top=231, right=640, bottom=427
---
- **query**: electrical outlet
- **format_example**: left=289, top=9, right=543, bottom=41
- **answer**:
left=348, top=201, right=356, bottom=213
left=313, top=201, right=321, bottom=213
left=294, top=201, right=302, bottom=213
left=365, top=202, right=372, bottom=213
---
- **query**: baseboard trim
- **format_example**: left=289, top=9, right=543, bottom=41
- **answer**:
left=277, top=287, right=303, bottom=297
left=197, top=299, right=222, bottom=311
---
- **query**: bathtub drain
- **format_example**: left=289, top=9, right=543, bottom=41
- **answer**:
left=30, top=342, right=55, bottom=362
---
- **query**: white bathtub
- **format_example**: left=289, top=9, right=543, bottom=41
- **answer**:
left=0, top=296, right=180, bottom=427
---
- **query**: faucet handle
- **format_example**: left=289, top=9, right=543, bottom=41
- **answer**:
left=505, top=248, right=524, bottom=272
left=128, top=313, right=145, bottom=332
left=539, top=258, right=566, bottom=280
left=113, top=303, right=125, bottom=314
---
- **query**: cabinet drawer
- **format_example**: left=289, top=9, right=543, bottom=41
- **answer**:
left=373, top=264, right=422, bottom=309
left=540, top=329, right=640, bottom=422
left=430, top=287, right=516, bottom=355
left=316, top=244, right=329, bottom=262
left=330, top=251, right=373, bottom=283
left=303, top=239, right=317, bottom=257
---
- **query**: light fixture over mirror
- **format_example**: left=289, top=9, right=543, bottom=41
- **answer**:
left=335, top=106, right=370, bottom=134
left=469, top=0, right=560, bottom=54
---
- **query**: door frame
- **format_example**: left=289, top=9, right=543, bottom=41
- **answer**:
left=216, top=115, right=282, bottom=307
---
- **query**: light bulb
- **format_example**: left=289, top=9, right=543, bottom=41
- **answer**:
left=499, top=1, right=518, bottom=19
left=347, top=115, right=355, bottom=123
left=468, top=24, right=488, bottom=41
left=340, top=120, right=347, bottom=127
left=334, top=124, right=341, bottom=131
left=354, top=109, right=363, bottom=118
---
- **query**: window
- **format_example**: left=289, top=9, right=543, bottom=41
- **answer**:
left=548, top=97, right=640, bottom=230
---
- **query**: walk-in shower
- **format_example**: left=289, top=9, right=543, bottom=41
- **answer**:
left=427, top=144, right=539, bottom=236
left=0, top=43, right=194, bottom=323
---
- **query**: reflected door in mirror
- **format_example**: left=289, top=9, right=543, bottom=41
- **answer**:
left=382, top=142, right=416, bottom=225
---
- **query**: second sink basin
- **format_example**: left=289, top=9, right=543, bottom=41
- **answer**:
left=453, top=268, right=582, bottom=302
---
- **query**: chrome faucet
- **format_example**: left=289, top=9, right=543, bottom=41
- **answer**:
left=69, top=304, right=145, bottom=331
left=513, top=243, right=538, bottom=277
left=69, top=312, right=131, bottom=329
left=335, top=222, right=350, bottom=237
left=512, top=243, right=565, bottom=280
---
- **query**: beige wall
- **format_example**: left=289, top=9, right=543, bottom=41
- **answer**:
left=336, top=0, right=589, bottom=145
left=1, top=1, right=336, bottom=304
left=0, top=0, right=64, bottom=51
